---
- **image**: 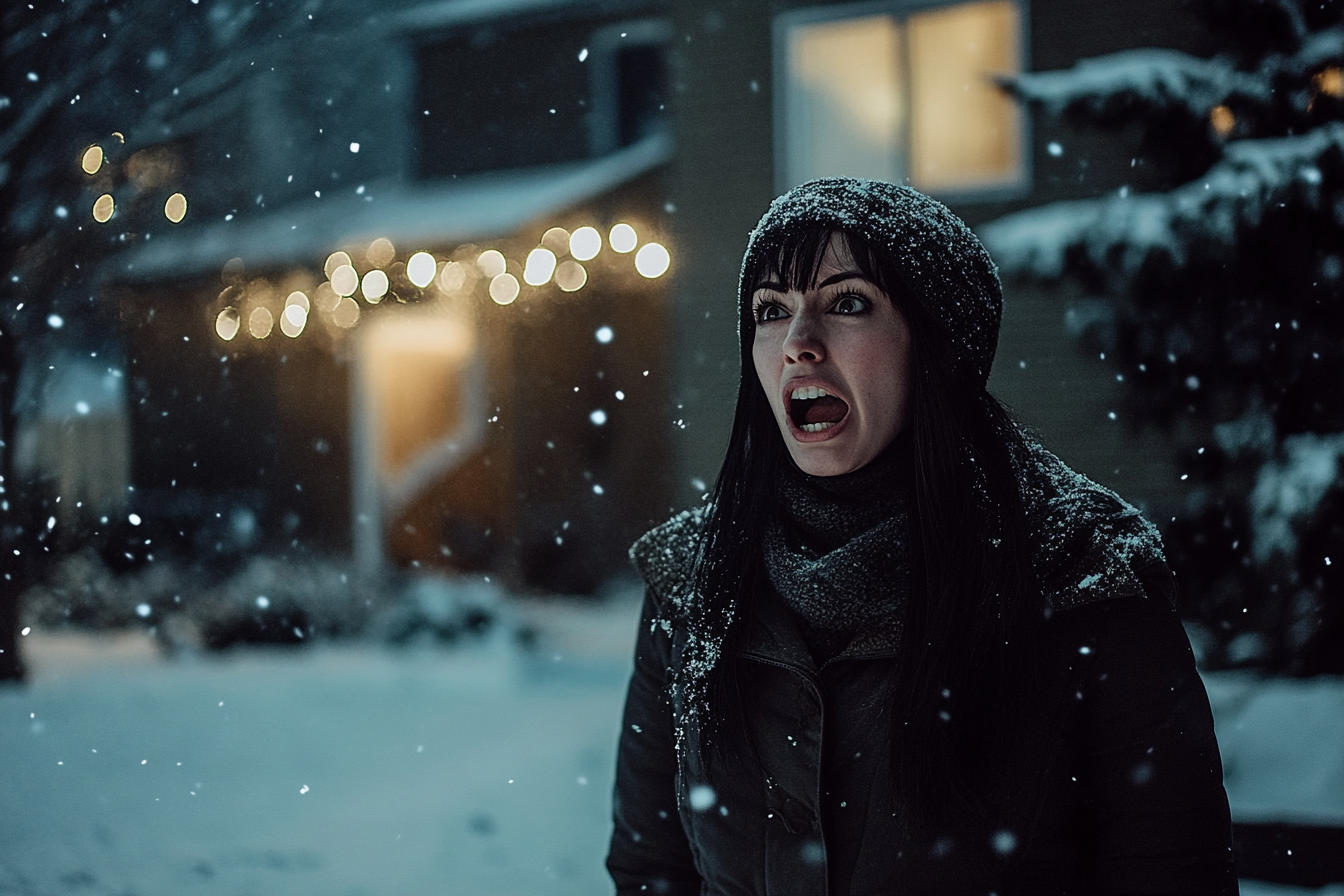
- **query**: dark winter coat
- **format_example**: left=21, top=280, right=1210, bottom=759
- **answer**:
left=607, top=509, right=1238, bottom=895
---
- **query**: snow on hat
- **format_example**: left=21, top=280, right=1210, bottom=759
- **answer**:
left=740, top=177, right=1003, bottom=388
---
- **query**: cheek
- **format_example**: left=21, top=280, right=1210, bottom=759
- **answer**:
left=859, top=336, right=912, bottom=428
left=752, top=337, right=778, bottom=392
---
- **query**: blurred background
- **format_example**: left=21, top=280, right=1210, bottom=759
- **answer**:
left=1, top=0, right=1342, bottom=893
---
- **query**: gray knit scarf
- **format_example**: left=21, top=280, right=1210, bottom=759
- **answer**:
left=763, top=445, right=911, bottom=660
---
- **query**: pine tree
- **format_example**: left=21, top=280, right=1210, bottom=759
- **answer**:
left=980, top=0, right=1344, bottom=674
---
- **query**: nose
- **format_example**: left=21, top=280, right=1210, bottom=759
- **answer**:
left=783, top=312, right=825, bottom=364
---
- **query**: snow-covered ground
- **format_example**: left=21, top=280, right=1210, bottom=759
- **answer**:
left=0, top=592, right=642, bottom=896
left=3, top=591, right=1343, bottom=895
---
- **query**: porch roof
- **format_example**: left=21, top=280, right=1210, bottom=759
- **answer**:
left=113, top=133, right=671, bottom=282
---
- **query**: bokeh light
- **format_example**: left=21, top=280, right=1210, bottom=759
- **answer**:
left=542, top=226, right=571, bottom=254
left=331, top=264, right=358, bottom=297
left=635, top=242, right=671, bottom=278
left=362, top=269, right=389, bottom=302
left=215, top=307, right=241, bottom=341
left=248, top=307, right=274, bottom=339
left=332, top=295, right=360, bottom=328
left=554, top=260, right=588, bottom=292
left=524, top=248, right=558, bottom=286
left=406, top=252, right=437, bottom=288
left=164, top=192, right=187, bottom=223
left=92, top=194, right=114, bottom=223
left=324, top=251, right=353, bottom=280
left=366, top=237, right=396, bottom=268
left=313, top=281, right=340, bottom=312
left=1317, top=65, right=1343, bottom=98
left=569, top=226, right=601, bottom=261
left=477, top=249, right=507, bottom=278
left=285, top=290, right=310, bottom=314
left=280, top=304, right=307, bottom=337
left=438, top=261, right=468, bottom=294
left=609, top=223, right=638, bottom=254
left=81, top=145, right=104, bottom=175
left=489, top=272, right=520, bottom=305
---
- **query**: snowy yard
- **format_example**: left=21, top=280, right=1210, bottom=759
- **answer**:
left=0, top=594, right=641, bottom=896
left=3, top=591, right=1344, bottom=896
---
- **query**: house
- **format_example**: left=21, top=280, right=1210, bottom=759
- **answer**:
left=74, top=0, right=680, bottom=592
left=25, top=0, right=1220, bottom=591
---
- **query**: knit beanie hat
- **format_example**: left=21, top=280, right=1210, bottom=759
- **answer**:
left=739, top=178, right=1003, bottom=388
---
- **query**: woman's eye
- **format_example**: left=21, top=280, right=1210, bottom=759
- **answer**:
left=832, top=294, right=869, bottom=314
left=755, top=302, right=787, bottom=323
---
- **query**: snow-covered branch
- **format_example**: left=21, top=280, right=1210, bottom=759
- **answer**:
left=980, top=122, right=1344, bottom=282
left=1001, top=49, right=1268, bottom=126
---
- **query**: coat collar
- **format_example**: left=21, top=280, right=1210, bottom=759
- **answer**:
left=737, top=586, right=904, bottom=672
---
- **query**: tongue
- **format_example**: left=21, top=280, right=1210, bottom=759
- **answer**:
left=802, top=396, right=848, bottom=424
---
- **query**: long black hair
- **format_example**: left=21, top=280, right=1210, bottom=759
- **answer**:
left=690, top=225, right=1043, bottom=839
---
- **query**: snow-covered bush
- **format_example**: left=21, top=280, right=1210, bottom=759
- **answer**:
left=20, top=550, right=499, bottom=651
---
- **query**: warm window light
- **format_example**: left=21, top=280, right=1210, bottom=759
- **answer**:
left=489, top=272, right=520, bottom=305
left=438, top=261, right=468, bottom=293
left=635, top=242, right=671, bottom=278
left=92, top=194, right=114, bottom=223
left=524, top=247, right=558, bottom=286
left=331, top=264, right=358, bottom=297
left=248, top=307, right=274, bottom=339
left=554, top=260, right=588, bottom=292
left=477, top=249, right=507, bottom=278
left=362, top=269, right=389, bottom=302
left=81, top=145, right=104, bottom=175
left=164, top=192, right=187, bottom=223
left=1210, top=105, right=1235, bottom=138
left=332, top=295, right=360, bottom=328
left=324, top=251, right=353, bottom=280
left=781, top=1, right=1022, bottom=194
left=609, top=223, right=638, bottom=253
left=1316, top=66, right=1344, bottom=98
left=569, top=226, right=601, bottom=261
left=280, top=304, right=307, bottom=337
left=215, top=307, right=241, bottom=341
left=367, top=237, right=396, bottom=268
left=406, top=252, right=437, bottom=288
left=542, top=226, right=571, bottom=254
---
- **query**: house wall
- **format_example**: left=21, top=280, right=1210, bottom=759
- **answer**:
left=663, top=0, right=1219, bottom=516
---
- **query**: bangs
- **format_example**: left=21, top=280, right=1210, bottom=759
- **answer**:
left=747, top=228, right=893, bottom=297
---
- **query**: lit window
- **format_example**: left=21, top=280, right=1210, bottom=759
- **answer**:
left=776, top=1, right=1024, bottom=197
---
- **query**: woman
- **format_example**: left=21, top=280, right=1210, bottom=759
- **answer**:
left=608, top=179, right=1236, bottom=895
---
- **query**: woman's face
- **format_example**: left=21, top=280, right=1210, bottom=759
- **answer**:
left=751, top=234, right=912, bottom=477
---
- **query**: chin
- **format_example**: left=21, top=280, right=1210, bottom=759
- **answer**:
left=787, top=445, right=865, bottom=477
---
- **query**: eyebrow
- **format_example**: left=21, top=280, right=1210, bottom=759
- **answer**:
left=754, top=271, right=869, bottom=293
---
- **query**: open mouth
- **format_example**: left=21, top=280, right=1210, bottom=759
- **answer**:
left=788, top=385, right=849, bottom=433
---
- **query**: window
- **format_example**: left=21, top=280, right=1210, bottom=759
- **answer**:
left=775, top=0, right=1025, bottom=198
left=587, top=20, right=671, bottom=156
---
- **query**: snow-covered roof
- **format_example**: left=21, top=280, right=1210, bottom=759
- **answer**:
left=113, top=134, right=671, bottom=282
left=388, top=0, right=595, bottom=31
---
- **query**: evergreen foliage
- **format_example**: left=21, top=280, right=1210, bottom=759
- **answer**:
left=981, top=0, right=1344, bottom=674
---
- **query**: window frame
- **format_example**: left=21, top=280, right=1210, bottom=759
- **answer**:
left=587, top=18, right=673, bottom=157
left=772, top=0, right=1032, bottom=202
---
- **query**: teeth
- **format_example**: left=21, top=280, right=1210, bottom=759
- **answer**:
left=790, top=386, right=832, bottom=401
left=799, top=422, right=835, bottom=433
